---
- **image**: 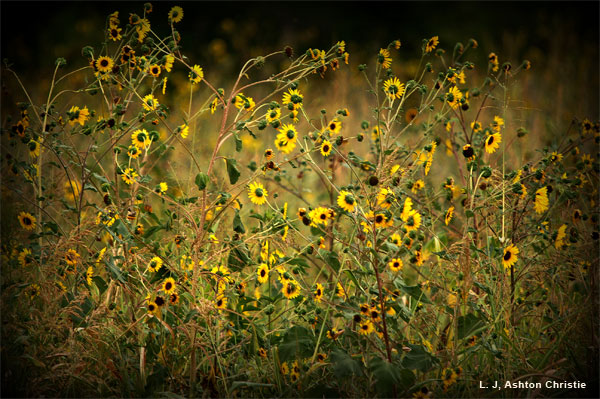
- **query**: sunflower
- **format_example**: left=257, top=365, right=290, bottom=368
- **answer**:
left=278, top=124, right=298, bottom=143
left=484, top=132, right=502, bottom=154
left=257, top=263, right=269, bottom=284
left=502, top=244, right=519, bottom=269
left=108, top=26, right=122, bottom=41
left=374, top=213, right=392, bottom=229
left=491, top=116, right=504, bottom=132
left=446, top=86, right=463, bottom=109
left=162, top=277, right=176, bottom=294
left=411, top=179, right=425, bottom=194
left=264, top=148, right=274, bottom=161
left=210, top=98, right=218, bottom=114
left=425, top=36, right=439, bottom=53
left=189, top=65, right=204, bottom=84
left=314, top=283, right=324, bottom=303
left=131, top=128, right=150, bottom=149
left=169, top=292, right=180, bottom=305
left=148, top=256, right=163, bottom=272
left=471, top=121, right=482, bottom=133
left=282, top=88, right=303, bottom=110
left=377, top=48, right=392, bottom=69
left=555, top=224, right=568, bottom=249
left=445, top=206, right=454, bottom=225
left=275, top=137, right=295, bottom=154
left=376, top=187, right=395, bottom=209
left=18, top=248, right=33, bottom=267
left=549, top=151, right=563, bottom=163
left=68, top=106, right=90, bottom=126
left=266, top=108, right=281, bottom=123
left=462, top=144, right=474, bottom=159
left=337, top=191, right=356, bottom=213
left=248, top=181, right=268, bottom=205
left=388, top=258, right=403, bottom=272
left=127, top=145, right=141, bottom=159
left=320, top=140, right=332, bottom=157
left=358, top=319, right=375, bottom=335
left=325, top=118, right=342, bottom=135
left=390, top=233, right=402, bottom=246
left=121, top=168, right=138, bottom=185
left=282, top=280, right=300, bottom=300
left=572, top=209, right=582, bottom=224
left=18, top=211, right=36, bottom=230
left=336, top=282, right=346, bottom=297
left=86, top=266, right=94, bottom=285
left=65, top=249, right=80, bottom=266
left=309, top=206, right=331, bottom=226
left=168, top=6, right=184, bottom=23
left=442, top=368, right=458, bottom=391
left=179, top=124, right=189, bottom=139
left=95, top=56, right=114, bottom=73
left=534, top=186, right=549, bottom=214
left=383, top=77, right=405, bottom=100
left=404, top=210, right=422, bottom=232
left=148, top=64, right=161, bottom=77
left=142, top=94, right=159, bottom=112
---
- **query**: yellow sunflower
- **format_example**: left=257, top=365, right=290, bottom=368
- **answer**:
left=282, top=88, right=303, bottom=110
left=484, top=132, right=502, bottom=154
left=257, top=263, right=269, bottom=284
left=65, top=249, right=80, bottom=266
left=142, top=94, right=159, bottom=112
left=320, top=140, right=332, bottom=157
left=309, top=206, right=331, bottom=226
left=534, top=186, right=549, bottom=214
left=358, top=319, right=375, bottom=335
left=445, top=206, right=454, bottom=225
left=148, top=256, right=163, bottom=272
left=404, top=210, right=422, bottom=232
left=425, top=36, right=439, bottom=53
left=446, top=86, right=463, bottom=109
left=383, top=77, right=405, bottom=100
left=337, top=190, right=356, bottom=213
left=95, top=56, right=114, bottom=73
left=215, top=295, right=227, bottom=310
left=164, top=54, right=175, bottom=72
left=266, top=108, right=281, bottom=123
left=131, top=128, right=150, bottom=149
left=121, top=168, right=139, bottom=185
left=189, top=65, right=204, bottom=84
left=248, top=181, right=268, bottom=205
left=18, top=211, right=36, bottom=230
left=282, top=280, right=301, bottom=300
left=68, top=106, right=90, bottom=126
left=390, top=233, right=402, bottom=246
left=377, top=48, right=392, bottom=69
left=28, top=140, right=40, bottom=158
left=377, top=187, right=395, bottom=209
left=148, top=64, right=161, bottom=77
left=314, top=283, right=324, bottom=303
left=325, top=118, right=342, bottom=135
left=502, top=244, right=519, bottom=269
left=162, top=277, right=176, bottom=294
left=168, top=6, right=184, bottom=23
left=388, top=258, right=403, bottom=272
left=108, top=26, right=122, bottom=41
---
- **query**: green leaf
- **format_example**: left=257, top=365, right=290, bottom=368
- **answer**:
left=234, top=133, right=243, bottom=152
left=278, top=326, right=314, bottom=362
left=401, top=344, right=438, bottom=371
left=397, top=283, right=432, bottom=304
left=233, top=211, right=246, bottom=234
left=369, top=357, right=404, bottom=397
left=226, top=158, right=241, bottom=185
left=320, top=250, right=341, bottom=272
left=230, top=381, right=273, bottom=391
left=195, top=172, right=209, bottom=190
left=227, top=242, right=251, bottom=271
left=457, top=313, right=486, bottom=340
left=330, top=349, right=363, bottom=379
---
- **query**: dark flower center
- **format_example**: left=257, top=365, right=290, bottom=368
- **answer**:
left=100, top=59, right=109, bottom=67
left=504, top=251, right=512, bottom=261
left=488, top=135, right=494, bottom=145
left=165, top=282, right=172, bottom=290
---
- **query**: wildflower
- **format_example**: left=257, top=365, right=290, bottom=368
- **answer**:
left=215, top=295, right=227, bottom=310
left=132, top=129, right=150, bottom=149
left=68, top=106, right=90, bottom=126
left=373, top=213, right=392, bottom=229
left=282, top=88, right=303, bottom=110
left=135, top=18, right=151, bottom=42
left=164, top=54, right=175, bottom=72
left=189, top=65, right=204, bottom=84
left=309, top=207, right=332, bottom=226
left=581, top=119, right=593, bottom=135
left=358, top=320, right=375, bottom=335
left=371, top=125, right=382, bottom=141
left=471, top=121, right=482, bottom=133
left=442, top=368, right=458, bottom=391
left=148, top=256, right=163, bottom=272
left=178, top=124, right=189, bottom=139
left=327, top=327, right=343, bottom=340
left=162, top=277, right=176, bottom=294
left=549, top=151, right=563, bottom=163
left=127, top=145, right=141, bottom=159
left=121, top=168, right=138, bottom=185
left=314, top=283, right=324, bottom=303
left=282, top=280, right=301, bottom=299
left=484, top=132, right=502, bottom=154
left=168, top=6, right=183, bottom=23
left=108, top=26, right=122, bottom=41
left=19, top=248, right=33, bottom=267
left=336, top=282, right=346, bottom=297
left=401, top=197, right=413, bottom=221
left=377, top=48, right=392, bottom=69
left=491, top=116, right=504, bottom=132
left=266, top=108, right=281, bottom=123
left=337, top=191, right=356, bottom=213
left=169, top=292, right=180, bottom=305
left=109, top=11, right=120, bottom=28
left=26, top=284, right=40, bottom=300
left=325, top=118, right=342, bottom=135
left=425, top=36, right=439, bottom=53
left=411, top=179, right=424, bottom=194
left=534, top=186, right=549, bottom=214
left=18, top=211, right=36, bottom=231
left=148, top=64, right=161, bottom=77
left=446, top=86, right=463, bottom=109
left=142, top=94, right=159, bottom=112
left=572, top=209, right=582, bottom=224
left=404, top=210, right=422, bottom=232
left=65, top=249, right=80, bottom=266
left=86, top=266, right=94, bottom=285
left=264, top=148, right=274, bottom=161
left=555, top=224, right=567, bottom=249
left=376, top=187, right=395, bottom=209
left=445, top=206, right=454, bottom=225
left=388, top=258, right=403, bottom=272
left=413, top=386, right=432, bottom=399
left=320, top=140, right=332, bottom=156
left=502, top=244, right=519, bottom=269
left=462, top=144, right=474, bottom=159
left=248, top=182, right=268, bottom=205
left=390, top=233, right=402, bottom=246
left=489, top=52, right=499, bottom=71
left=383, top=77, right=405, bottom=100
left=257, top=263, right=269, bottom=284
left=95, top=56, right=114, bottom=73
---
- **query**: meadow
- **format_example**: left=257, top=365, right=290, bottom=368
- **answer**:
left=1, top=3, right=598, bottom=398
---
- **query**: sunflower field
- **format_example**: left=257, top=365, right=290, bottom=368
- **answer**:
left=1, top=3, right=598, bottom=398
